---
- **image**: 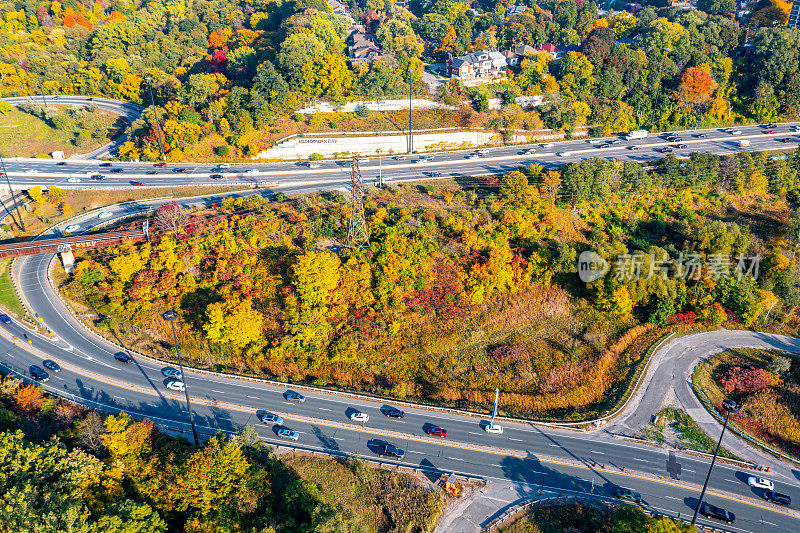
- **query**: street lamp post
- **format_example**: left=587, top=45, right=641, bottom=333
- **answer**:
left=0, top=156, right=26, bottom=232
left=144, top=77, right=166, bottom=161
left=162, top=310, right=199, bottom=445
left=691, top=399, right=739, bottom=526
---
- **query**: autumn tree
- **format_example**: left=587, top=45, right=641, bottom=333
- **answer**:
left=677, top=66, right=718, bottom=107
left=14, top=384, right=45, bottom=415
left=154, top=202, right=188, bottom=234
left=293, top=251, right=341, bottom=308
left=540, top=170, right=562, bottom=205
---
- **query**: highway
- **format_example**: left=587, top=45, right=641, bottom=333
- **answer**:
left=1, top=96, right=799, bottom=192
left=2, top=97, right=800, bottom=531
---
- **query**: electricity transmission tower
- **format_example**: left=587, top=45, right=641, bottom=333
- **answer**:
left=346, top=156, right=369, bottom=249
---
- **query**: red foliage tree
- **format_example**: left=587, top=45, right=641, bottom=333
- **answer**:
left=718, top=365, right=774, bottom=394
left=667, top=310, right=697, bottom=325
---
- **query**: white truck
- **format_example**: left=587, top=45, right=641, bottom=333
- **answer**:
left=626, top=129, right=648, bottom=141
left=738, top=139, right=751, bottom=147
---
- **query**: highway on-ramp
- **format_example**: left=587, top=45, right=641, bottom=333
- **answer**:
left=0, top=202, right=795, bottom=533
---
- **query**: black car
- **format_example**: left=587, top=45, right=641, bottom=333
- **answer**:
left=42, top=360, right=60, bottom=372
left=376, top=444, right=405, bottom=460
left=780, top=137, right=793, bottom=143
left=659, top=147, right=673, bottom=153
left=700, top=503, right=735, bottom=523
left=425, top=171, right=442, bottom=177
left=110, top=168, right=124, bottom=173
left=114, top=353, right=133, bottom=364
left=146, top=170, right=157, bottom=175
left=99, top=162, right=112, bottom=167
left=696, top=133, right=708, bottom=138
left=0, top=313, right=11, bottom=324
left=30, top=365, right=49, bottom=382
left=763, top=491, right=791, bottom=506
left=383, top=407, right=405, bottom=418
left=676, top=144, right=688, bottom=149
left=616, top=488, right=642, bottom=503
left=209, top=174, right=224, bottom=179
left=172, top=167, right=187, bottom=173
left=56, top=161, right=67, bottom=166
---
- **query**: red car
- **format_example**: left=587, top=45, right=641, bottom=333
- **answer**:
left=426, top=426, right=447, bottom=437
left=131, top=181, right=143, bottom=186
left=767, top=130, right=777, bottom=134
left=154, top=162, right=166, bottom=167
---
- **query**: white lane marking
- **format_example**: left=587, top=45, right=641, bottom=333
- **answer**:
left=406, top=450, right=425, bottom=454
left=589, top=450, right=605, bottom=454
left=468, top=432, right=483, bottom=436
left=447, top=457, right=464, bottom=461
left=113, top=395, right=126, bottom=400
left=549, top=443, right=560, bottom=446
left=631, top=458, right=648, bottom=462
left=664, top=496, right=681, bottom=501
left=683, top=469, right=695, bottom=473
left=318, top=408, right=331, bottom=412
left=246, top=395, right=259, bottom=399
left=762, top=520, right=777, bottom=526
left=724, top=478, right=738, bottom=483
left=508, top=438, right=523, bottom=442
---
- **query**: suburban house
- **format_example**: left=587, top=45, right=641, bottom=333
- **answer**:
left=326, top=0, right=351, bottom=17
left=507, top=4, right=528, bottom=16
left=446, top=50, right=509, bottom=86
left=533, top=43, right=566, bottom=60
left=348, top=30, right=382, bottom=64
left=503, top=44, right=536, bottom=66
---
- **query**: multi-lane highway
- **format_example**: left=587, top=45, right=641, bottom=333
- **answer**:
left=2, top=96, right=800, bottom=193
left=3, top=97, right=800, bottom=531
left=0, top=201, right=794, bottom=533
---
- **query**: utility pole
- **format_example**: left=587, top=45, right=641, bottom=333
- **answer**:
left=144, top=77, right=166, bottom=161
left=346, top=156, right=369, bottom=249
left=408, top=81, right=413, bottom=154
left=691, top=399, right=739, bottom=526
left=0, top=156, right=25, bottom=231
left=490, top=388, right=499, bottom=427
left=162, top=310, right=199, bottom=446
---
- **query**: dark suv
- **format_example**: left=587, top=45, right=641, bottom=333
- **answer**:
left=30, top=365, right=49, bottom=382
left=763, top=491, right=791, bottom=506
left=376, top=444, right=405, bottom=460
left=700, top=503, right=735, bottom=523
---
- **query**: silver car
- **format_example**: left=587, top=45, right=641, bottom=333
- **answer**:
left=277, top=428, right=299, bottom=440
left=161, top=367, right=182, bottom=379
left=261, top=413, right=284, bottom=425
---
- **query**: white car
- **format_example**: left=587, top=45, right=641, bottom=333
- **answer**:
left=98, top=211, right=113, bottom=219
left=541, top=143, right=553, bottom=148
left=25, top=169, right=39, bottom=174
left=393, top=156, right=406, bottom=160
left=67, top=177, right=81, bottom=183
left=161, top=367, right=182, bottom=379
left=64, top=224, right=81, bottom=233
left=466, top=153, right=479, bottom=159
left=218, top=163, right=231, bottom=168
left=484, top=423, right=503, bottom=434
left=308, top=163, right=320, bottom=169
left=350, top=411, right=369, bottom=423
left=730, top=130, right=743, bottom=135
left=261, top=413, right=284, bottom=425
left=748, top=477, right=774, bottom=490
left=277, top=428, right=299, bottom=440
left=556, top=152, right=571, bottom=157
left=166, top=379, right=185, bottom=392
left=245, top=169, right=259, bottom=174
left=360, top=158, right=370, bottom=163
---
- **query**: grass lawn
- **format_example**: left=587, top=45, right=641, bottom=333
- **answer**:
left=639, top=407, right=738, bottom=459
left=0, top=260, right=24, bottom=319
left=499, top=503, right=695, bottom=532
left=0, top=107, right=119, bottom=158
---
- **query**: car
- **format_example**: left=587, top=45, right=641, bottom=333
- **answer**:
left=30, top=365, right=49, bottom=382
left=67, top=177, right=81, bottom=183
left=671, top=136, right=683, bottom=142
left=130, top=181, right=143, bottom=186
left=100, top=162, right=112, bottom=167
left=154, top=162, right=167, bottom=167
left=360, top=158, right=370, bottom=163
left=659, top=147, right=673, bottom=153
left=166, top=379, right=185, bottom=392
left=261, top=413, right=284, bottom=425
left=285, top=391, right=306, bottom=403
left=747, top=476, right=774, bottom=490
left=24, top=169, right=39, bottom=174
left=425, top=171, right=442, bottom=177
left=277, top=427, right=299, bottom=440
left=676, top=144, right=688, bottom=149
left=172, top=167, right=187, bottom=173
left=763, top=491, right=791, bottom=506
left=308, top=163, right=320, bottom=169
left=484, top=423, right=503, bottom=434
left=350, top=411, right=369, bottom=423
left=730, top=130, right=743, bottom=135
left=767, top=130, right=778, bottom=134
left=466, top=153, right=480, bottom=159
left=161, top=367, right=182, bottom=379
left=616, top=488, right=643, bottom=503
left=209, top=174, right=223, bottom=179
left=628, top=145, right=640, bottom=150
left=426, top=426, right=447, bottom=437
left=609, top=139, right=622, bottom=145
left=766, top=123, right=777, bottom=128
left=114, top=353, right=133, bottom=364
left=696, top=133, right=708, bottom=138
left=779, top=137, right=793, bottom=143
left=218, top=163, right=231, bottom=168
left=793, top=125, right=800, bottom=131
left=523, top=147, right=536, bottom=154
left=556, top=152, right=570, bottom=157
left=376, top=444, right=405, bottom=459
left=138, top=204, right=153, bottom=212
left=700, top=503, right=735, bottom=523
left=42, top=360, right=60, bottom=372
left=245, top=169, right=259, bottom=174
left=598, top=144, right=610, bottom=149
left=64, top=224, right=81, bottom=233
left=98, top=211, right=113, bottom=219
left=0, top=314, right=10, bottom=325
left=51, top=95, right=60, bottom=99
left=110, top=168, right=124, bottom=173
left=541, top=143, right=553, bottom=148
left=146, top=170, right=157, bottom=175
left=383, top=407, right=404, bottom=418
left=56, top=161, right=67, bottom=166
left=91, top=174, right=105, bottom=180
left=393, top=156, right=406, bottom=160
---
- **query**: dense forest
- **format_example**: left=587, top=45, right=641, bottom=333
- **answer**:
left=60, top=148, right=800, bottom=418
left=0, top=375, right=443, bottom=532
left=1, top=0, right=799, bottom=159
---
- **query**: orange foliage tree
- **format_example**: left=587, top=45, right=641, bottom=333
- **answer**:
left=677, top=66, right=718, bottom=107
left=14, top=384, right=45, bottom=415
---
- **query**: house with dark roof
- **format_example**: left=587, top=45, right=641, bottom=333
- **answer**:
left=348, top=31, right=382, bottom=64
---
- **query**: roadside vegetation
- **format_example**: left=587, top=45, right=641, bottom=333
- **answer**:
left=498, top=502, right=696, bottom=533
left=0, top=102, right=121, bottom=158
left=0, top=375, right=443, bottom=532
left=0, top=259, right=25, bottom=319
left=637, top=407, right=737, bottom=459
left=59, top=149, right=800, bottom=419
left=694, top=347, right=800, bottom=460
